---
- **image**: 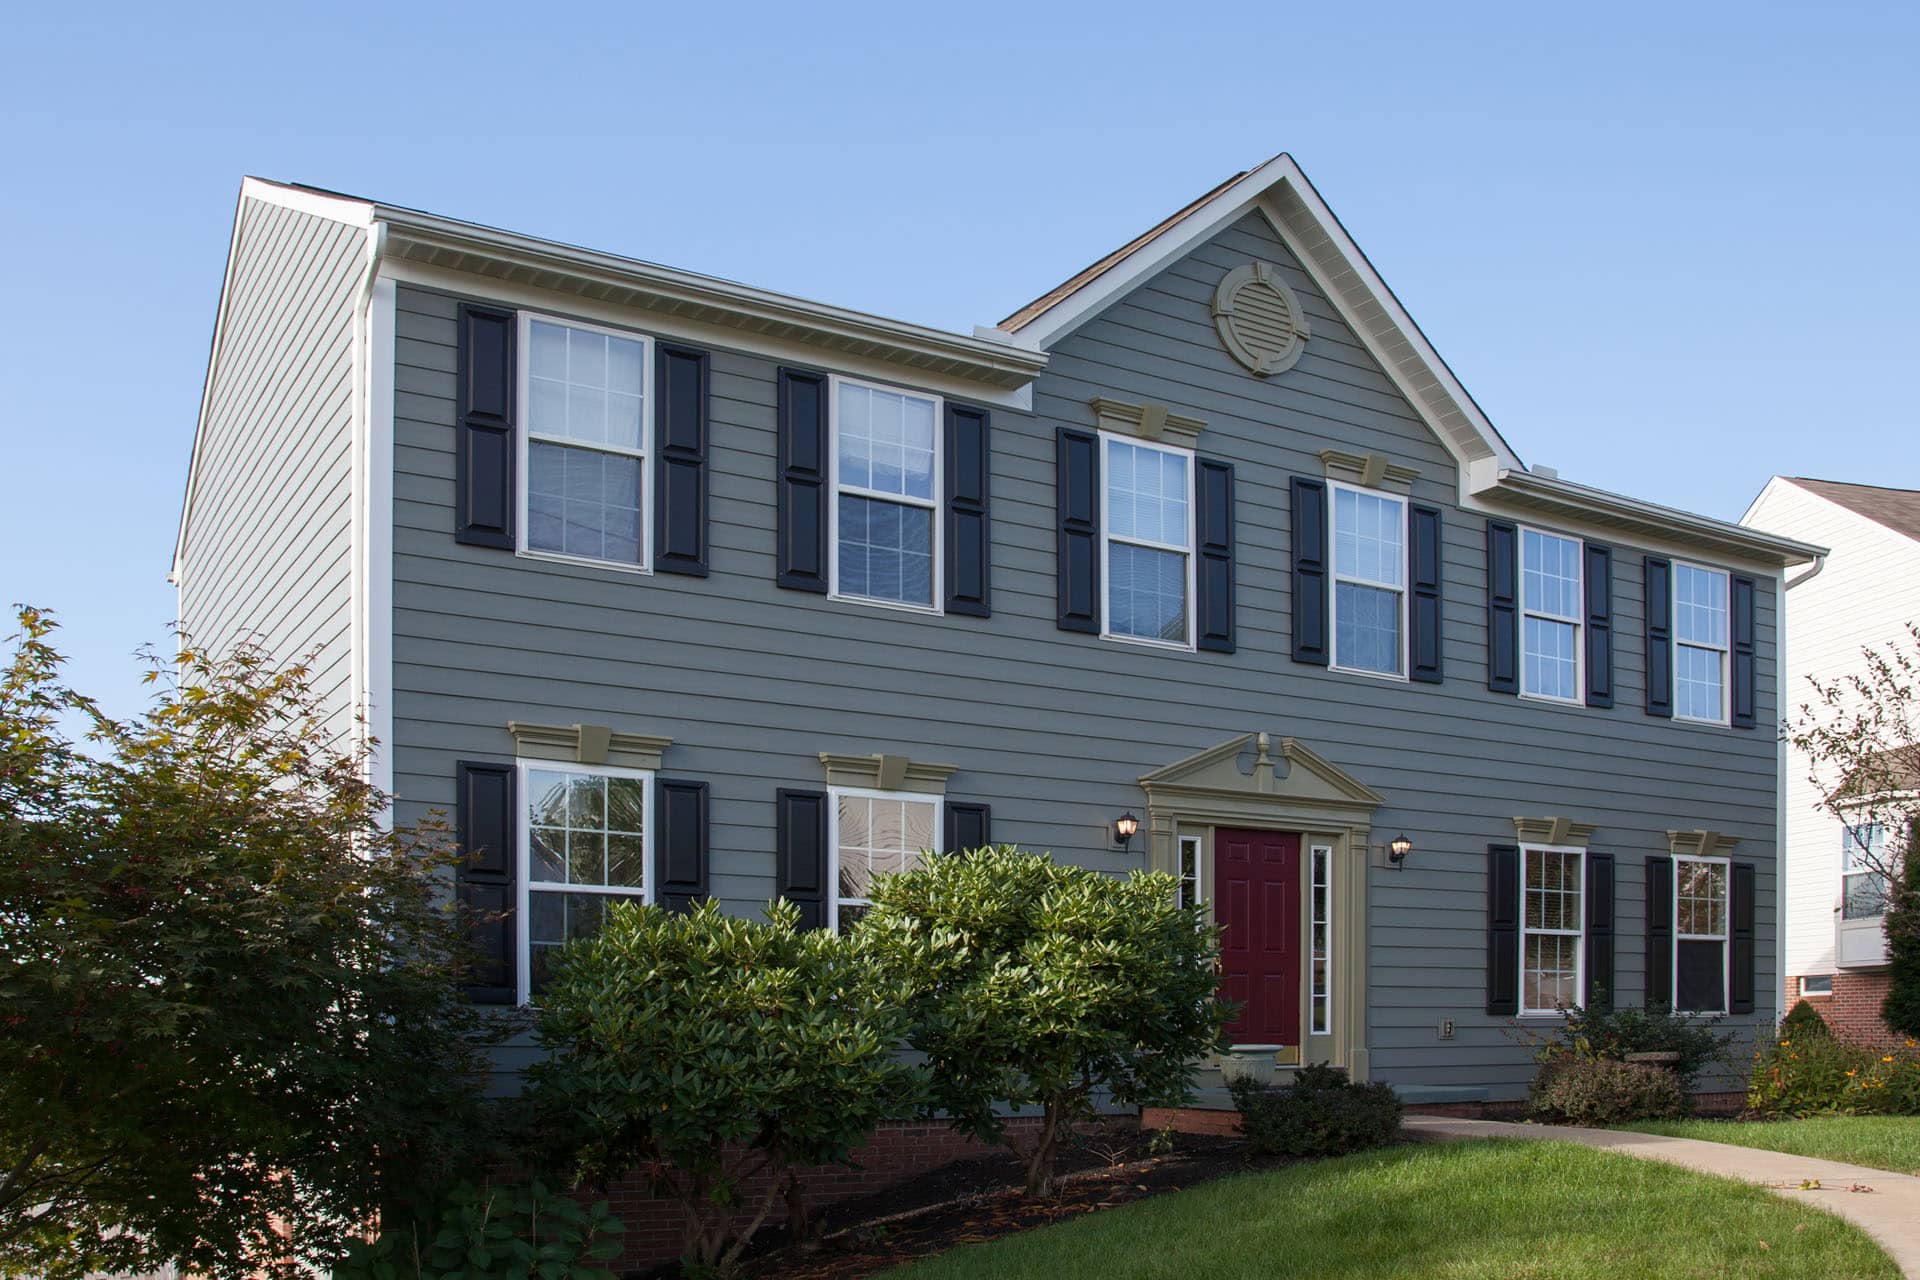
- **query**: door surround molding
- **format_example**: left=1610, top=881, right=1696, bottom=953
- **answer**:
left=1139, top=733, right=1381, bottom=1080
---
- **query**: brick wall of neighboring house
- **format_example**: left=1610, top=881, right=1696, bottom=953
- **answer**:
left=598, top=1118, right=1054, bottom=1271
left=1787, top=970, right=1900, bottom=1046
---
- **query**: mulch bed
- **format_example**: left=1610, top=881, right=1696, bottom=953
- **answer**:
left=707, top=1125, right=1270, bottom=1279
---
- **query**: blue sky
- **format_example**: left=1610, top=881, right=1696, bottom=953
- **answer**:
left=3, top=1, right=1914, bottom=721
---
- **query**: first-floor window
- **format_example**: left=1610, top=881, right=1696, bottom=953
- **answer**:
left=1310, top=844, right=1333, bottom=1034
left=521, top=314, right=650, bottom=568
left=1800, top=974, right=1834, bottom=997
left=1102, top=434, right=1194, bottom=645
left=1521, top=844, right=1584, bottom=1015
left=830, top=788, right=941, bottom=930
left=1330, top=481, right=1407, bottom=676
left=1177, top=835, right=1203, bottom=911
left=1842, top=822, right=1889, bottom=920
left=519, top=761, right=652, bottom=1000
left=1674, top=856, right=1730, bottom=1013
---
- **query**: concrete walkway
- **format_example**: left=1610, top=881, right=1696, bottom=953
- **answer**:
left=1404, top=1116, right=1920, bottom=1277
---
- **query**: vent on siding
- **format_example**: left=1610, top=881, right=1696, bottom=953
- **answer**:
left=1211, top=261, right=1311, bottom=377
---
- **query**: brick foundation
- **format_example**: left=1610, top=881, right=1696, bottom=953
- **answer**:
left=596, top=1118, right=1053, bottom=1271
left=1787, top=970, right=1899, bottom=1046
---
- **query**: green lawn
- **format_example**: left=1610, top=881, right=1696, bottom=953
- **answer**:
left=880, top=1140, right=1897, bottom=1279
left=1621, top=1116, right=1920, bottom=1176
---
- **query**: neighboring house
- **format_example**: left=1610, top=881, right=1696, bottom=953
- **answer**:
left=1743, top=477, right=1920, bottom=1042
left=174, top=154, right=1822, bottom=1108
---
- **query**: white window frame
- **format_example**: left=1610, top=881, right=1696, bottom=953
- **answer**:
left=1672, top=561, right=1730, bottom=726
left=1309, top=843, right=1333, bottom=1035
left=826, top=785, right=944, bottom=932
left=827, top=375, right=945, bottom=615
left=1673, top=854, right=1731, bottom=1015
left=1327, top=479, right=1410, bottom=681
left=1177, top=834, right=1204, bottom=911
left=1800, top=974, right=1834, bottom=997
left=514, top=311, right=655, bottom=574
left=1841, top=822, right=1889, bottom=921
left=1519, top=526, right=1584, bottom=705
left=1098, top=431, right=1197, bottom=651
left=514, top=759, right=655, bottom=1005
left=1518, top=843, right=1586, bottom=1017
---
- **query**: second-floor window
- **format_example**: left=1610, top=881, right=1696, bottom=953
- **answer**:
left=1842, top=822, right=1889, bottom=920
left=521, top=315, right=651, bottom=569
left=1521, top=528, right=1583, bottom=702
left=1330, top=482, right=1407, bottom=677
left=831, top=378, right=942, bottom=610
left=1674, top=855, right=1729, bottom=1014
left=1102, top=435, right=1194, bottom=646
left=1673, top=563, right=1730, bottom=723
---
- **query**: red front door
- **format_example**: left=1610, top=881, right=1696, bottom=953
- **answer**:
left=1215, top=828, right=1302, bottom=1046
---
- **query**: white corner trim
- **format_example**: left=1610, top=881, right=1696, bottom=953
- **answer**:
left=240, top=176, right=376, bottom=227
left=364, top=273, right=396, bottom=798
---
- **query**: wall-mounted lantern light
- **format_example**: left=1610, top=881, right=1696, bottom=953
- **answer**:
left=1114, top=811, right=1140, bottom=852
left=1388, top=833, right=1414, bottom=865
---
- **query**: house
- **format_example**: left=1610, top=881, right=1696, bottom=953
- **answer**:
left=1743, top=477, right=1920, bottom=1042
left=174, top=154, right=1822, bottom=1112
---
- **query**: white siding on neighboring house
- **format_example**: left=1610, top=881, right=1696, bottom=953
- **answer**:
left=1744, top=479, right=1920, bottom=982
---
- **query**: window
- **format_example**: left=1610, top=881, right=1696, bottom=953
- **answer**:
left=829, top=788, right=941, bottom=930
left=1674, top=856, right=1730, bottom=1014
left=1177, top=834, right=1203, bottom=911
left=1330, top=482, right=1407, bottom=676
left=1102, top=435, right=1193, bottom=646
left=517, top=761, right=651, bottom=1001
left=1521, top=528, right=1583, bottom=702
left=1842, top=823, right=1889, bottom=920
left=1673, top=563, right=1730, bottom=723
left=831, top=378, right=941, bottom=610
left=1310, top=844, right=1333, bottom=1034
left=1520, top=845, right=1584, bottom=1015
left=520, top=314, right=651, bottom=569
left=1800, top=974, right=1834, bottom=997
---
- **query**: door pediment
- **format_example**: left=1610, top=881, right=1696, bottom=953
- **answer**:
left=1139, top=732, right=1384, bottom=822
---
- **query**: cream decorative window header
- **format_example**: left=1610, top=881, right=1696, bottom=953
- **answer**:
left=1668, top=829, right=1739, bottom=858
left=1513, top=816, right=1598, bottom=847
left=818, top=752, right=957, bottom=797
left=1090, top=397, right=1205, bottom=452
left=1318, top=448, right=1419, bottom=497
left=507, top=721, right=672, bottom=771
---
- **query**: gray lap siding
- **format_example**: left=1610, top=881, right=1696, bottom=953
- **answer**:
left=389, top=210, right=1778, bottom=1099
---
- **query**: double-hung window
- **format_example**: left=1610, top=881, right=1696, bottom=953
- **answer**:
left=829, top=787, right=941, bottom=931
left=517, top=761, right=652, bottom=1001
left=520, top=314, right=651, bottom=569
left=831, top=378, right=941, bottom=610
left=1673, top=856, right=1729, bottom=1013
left=1673, top=563, right=1730, bottom=723
left=1520, top=528, right=1583, bottom=702
left=1102, top=435, right=1194, bottom=646
left=1520, top=844, right=1584, bottom=1015
left=1330, top=482, right=1407, bottom=676
left=1842, top=822, right=1889, bottom=920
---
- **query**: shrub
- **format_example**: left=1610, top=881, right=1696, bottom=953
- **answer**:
left=1780, top=998, right=1834, bottom=1043
left=1524, top=1003, right=1735, bottom=1091
left=523, top=898, right=922, bottom=1277
left=861, top=847, right=1232, bottom=1196
left=1229, top=1065, right=1402, bottom=1158
left=1748, top=1033, right=1920, bottom=1117
left=1529, top=1056, right=1688, bottom=1126
left=1883, top=829, right=1920, bottom=1038
left=333, top=1181, right=622, bottom=1280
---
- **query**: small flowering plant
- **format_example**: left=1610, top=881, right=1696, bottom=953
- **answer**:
left=1748, top=1033, right=1920, bottom=1116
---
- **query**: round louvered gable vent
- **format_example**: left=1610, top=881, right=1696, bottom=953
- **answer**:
left=1211, top=262, right=1311, bottom=377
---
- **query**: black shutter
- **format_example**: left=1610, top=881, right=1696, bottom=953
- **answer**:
left=1585, top=853, right=1615, bottom=1012
left=1290, top=476, right=1329, bottom=666
left=1196, top=458, right=1236, bottom=653
left=1055, top=427, right=1100, bottom=633
left=944, top=403, right=992, bottom=616
left=1584, top=543, right=1614, bottom=708
left=656, top=779, right=709, bottom=913
left=1486, top=844, right=1520, bottom=1016
left=1644, top=558, right=1673, bottom=718
left=1730, top=860, right=1757, bottom=1014
left=654, top=344, right=710, bottom=577
left=1645, top=855, right=1674, bottom=1009
left=455, top=305, right=516, bottom=548
left=1486, top=521, right=1518, bottom=694
left=455, top=761, right=516, bottom=1004
left=1409, top=503, right=1443, bottom=684
left=945, top=802, right=992, bottom=854
left=776, top=788, right=829, bottom=929
left=776, top=369, right=829, bottom=592
left=1731, top=575, right=1758, bottom=729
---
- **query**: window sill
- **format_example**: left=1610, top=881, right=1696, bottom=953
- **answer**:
left=1519, top=691, right=1585, bottom=709
left=1101, top=631, right=1195, bottom=653
left=1673, top=714, right=1731, bottom=729
left=1331, top=663, right=1408, bottom=684
left=515, top=547, right=652, bottom=576
left=828, top=591, right=944, bottom=618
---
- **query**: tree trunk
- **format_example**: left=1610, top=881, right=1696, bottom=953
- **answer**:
left=784, top=1170, right=816, bottom=1247
left=1020, top=1098, right=1066, bottom=1197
